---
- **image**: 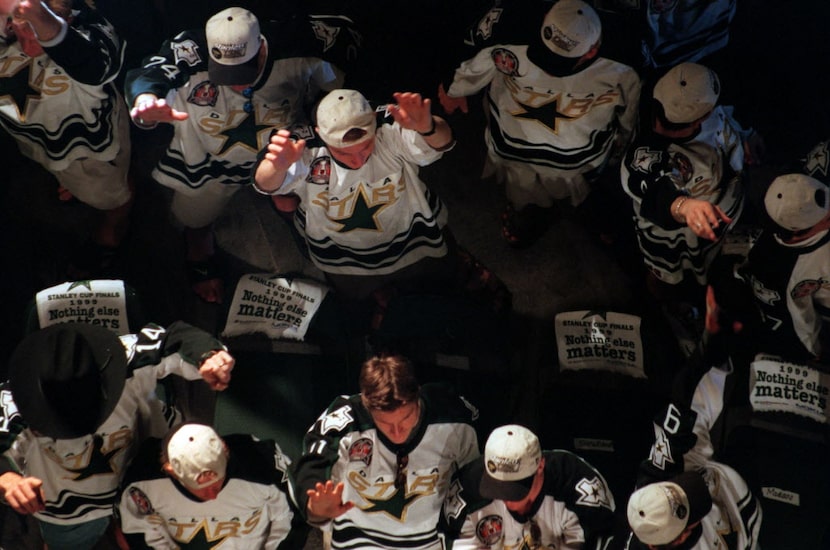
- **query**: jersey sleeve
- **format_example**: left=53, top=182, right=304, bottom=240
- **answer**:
left=638, top=364, right=730, bottom=485
left=124, top=321, right=227, bottom=382
left=620, top=139, right=687, bottom=228
left=123, top=29, right=208, bottom=106
left=289, top=395, right=355, bottom=521
left=441, top=459, right=490, bottom=548
left=43, top=3, right=124, bottom=86
left=546, top=450, right=616, bottom=547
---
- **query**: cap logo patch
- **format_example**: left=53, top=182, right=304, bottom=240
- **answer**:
left=544, top=25, right=579, bottom=54
left=211, top=41, right=247, bottom=61
left=486, top=456, right=521, bottom=475
left=663, top=485, right=688, bottom=519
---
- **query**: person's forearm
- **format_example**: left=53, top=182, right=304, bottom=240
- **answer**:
left=419, top=116, right=454, bottom=150
left=253, top=161, right=288, bottom=195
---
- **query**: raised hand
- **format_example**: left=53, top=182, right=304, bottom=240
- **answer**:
left=131, top=93, right=189, bottom=126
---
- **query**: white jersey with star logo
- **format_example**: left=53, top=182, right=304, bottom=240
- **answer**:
left=292, top=384, right=479, bottom=549
left=118, top=434, right=302, bottom=549
left=0, top=5, right=125, bottom=172
left=0, top=322, right=227, bottom=526
left=446, top=41, right=639, bottom=205
left=276, top=122, right=450, bottom=276
left=124, top=14, right=359, bottom=190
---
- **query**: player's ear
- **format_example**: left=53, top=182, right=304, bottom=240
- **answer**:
left=162, top=462, right=176, bottom=477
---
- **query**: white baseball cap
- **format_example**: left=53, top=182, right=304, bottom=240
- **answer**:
left=764, top=173, right=830, bottom=232
left=538, top=0, right=601, bottom=58
left=479, top=425, right=542, bottom=501
left=653, top=63, right=720, bottom=124
left=167, top=424, right=228, bottom=490
left=315, top=89, right=377, bottom=149
left=627, top=472, right=712, bottom=545
left=206, top=7, right=262, bottom=85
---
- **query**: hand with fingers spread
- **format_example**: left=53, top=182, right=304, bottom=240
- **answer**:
left=0, top=472, right=45, bottom=515
left=389, top=92, right=433, bottom=134
left=306, top=480, right=354, bottom=521
left=389, top=91, right=454, bottom=149
left=672, top=195, right=731, bottom=241
left=253, top=129, right=306, bottom=194
left=130, top=93, right=189, bottom=127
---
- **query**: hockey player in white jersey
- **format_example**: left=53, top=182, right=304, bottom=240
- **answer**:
left=0, top=0, right=133, bottom=274
left=439, top=0, right=640, bottom=248
left=254, top=88, right=458, bottom=301
left=0, top=322, right=234, bottom=549
left=118, top=423, right=307, bottom=549
left=442, top=424, right=615, bottom=549
left=125, top=7, right=360, bottom=303
left=291, top=354, right=480, bottom=549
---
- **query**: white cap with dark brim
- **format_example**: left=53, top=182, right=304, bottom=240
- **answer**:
left=538, top=0, right=601, bottom=59
left=315, top=89, right=377, bottom=149
left=168, top=423, right=228, bottom=490
left=653, top=63, right=720, bottom=124
left=627, top=471, right=712, bottom=546
left=206, top=7, right=262, bottom=85
left=478, top=424, right=542, bottom=502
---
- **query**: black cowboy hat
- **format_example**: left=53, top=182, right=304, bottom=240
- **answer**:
left=8, top=323, right=127, bottom=439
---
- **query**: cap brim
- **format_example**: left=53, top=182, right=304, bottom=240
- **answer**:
left=208, top=54, right=260, bottom=86
left=673, top=471, right=712, bottom=525
left=475, top=457, right=536, bottom=502
left=9, top=324, right=127, bottom=439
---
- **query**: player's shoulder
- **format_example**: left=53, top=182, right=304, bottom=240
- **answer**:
left=311, top=393, right=373, bottom=437
left=443, top=458, right=494, bottom=536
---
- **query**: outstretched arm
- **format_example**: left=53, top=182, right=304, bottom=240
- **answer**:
left=130, top=93, right=189, bottom=129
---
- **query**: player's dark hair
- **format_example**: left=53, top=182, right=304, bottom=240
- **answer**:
left=359, top=354, right=419, bottom=411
